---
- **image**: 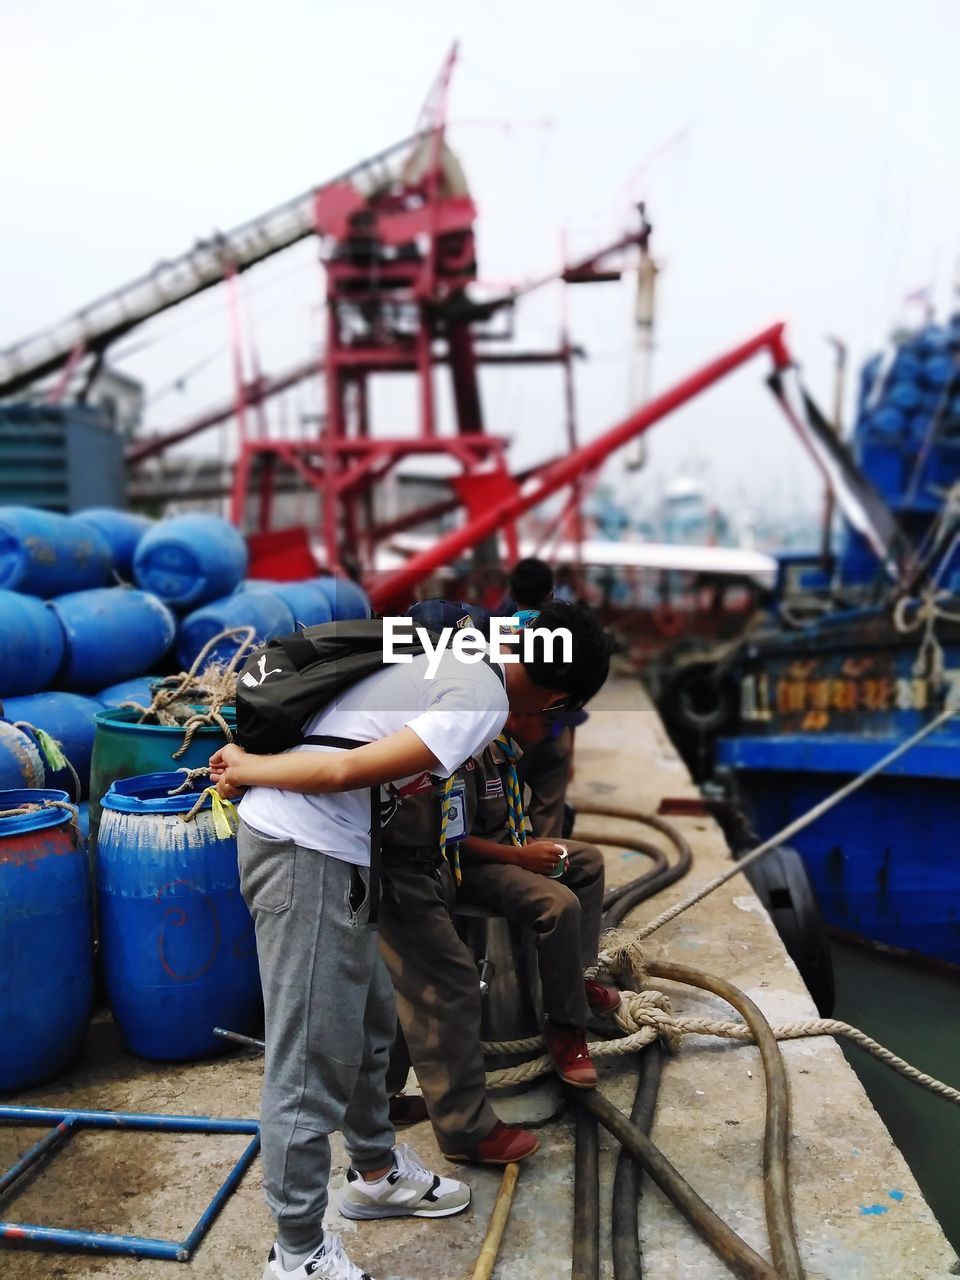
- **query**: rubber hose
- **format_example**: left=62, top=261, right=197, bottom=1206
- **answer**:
left=572, top=1105, right=601, bottom=1280
left=648, top=960, right=804, bottom=1280
left=577, top=1088, right=777, bottom=1280
left=611, top=1043, right=663, bottom=1280
left=601, top=816, right=693, bottom=930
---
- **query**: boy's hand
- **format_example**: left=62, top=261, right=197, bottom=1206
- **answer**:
left=209, top=743, right=250, bottom=799
left=517, top=840, right=567, bottom=876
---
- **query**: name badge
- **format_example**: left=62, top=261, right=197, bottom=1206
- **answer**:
left=444, top=782, right=467, bottom=842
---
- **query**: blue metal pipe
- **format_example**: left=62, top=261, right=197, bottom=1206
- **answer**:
left=178, top=1135, right=261, bottom=1260
left=0, top=1118, right=76, bottom=1196
left=0, top=1105, right=258, bottom=1133
left=0, top=1221, right=185, bottom=1260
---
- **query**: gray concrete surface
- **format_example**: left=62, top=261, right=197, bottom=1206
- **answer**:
left=2, top=677, right=958, bottom=1279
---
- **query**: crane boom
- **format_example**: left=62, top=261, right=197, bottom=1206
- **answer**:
left=0, top=133, right=424, bottom=398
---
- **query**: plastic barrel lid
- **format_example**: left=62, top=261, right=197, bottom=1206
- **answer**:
left=0, top=788, right=73, bottom=835
left=101, top=771, right=214, bottom=816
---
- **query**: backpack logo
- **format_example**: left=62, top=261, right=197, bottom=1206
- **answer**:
left=241, top=654, right=284, bottom=689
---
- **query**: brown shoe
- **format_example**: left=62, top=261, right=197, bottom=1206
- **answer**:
left=389, top=1093, right=429, bottom=1127
left=445, top=1121, right=540, bottom=1165
left=584, top=978, right=621, bottom=1015
left=544, top=1019, right=598, bottom=1089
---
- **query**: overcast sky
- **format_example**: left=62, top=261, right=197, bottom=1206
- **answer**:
left=4, top=0, right=960, bottom=525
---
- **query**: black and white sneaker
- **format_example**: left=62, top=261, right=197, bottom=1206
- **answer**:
left=339, top=1143, right=471, bottom=1220
left=262, top=1233, right=373, bottom=1280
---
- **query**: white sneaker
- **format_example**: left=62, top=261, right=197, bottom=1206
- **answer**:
left=339, top=1143, right=471, bottom=1220
left=262, top=1233, right=373, bottom=1280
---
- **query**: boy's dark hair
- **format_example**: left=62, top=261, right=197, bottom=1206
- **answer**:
left=519, top=600, right=610, bottom=710
left=509, top=557, right=554, bottom=608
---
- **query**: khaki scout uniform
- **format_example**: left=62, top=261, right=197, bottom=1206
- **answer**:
left=377, top=767, right=500, bottom=1156
left=458, top=738, right=604, bottom=1028
left=517, top=725, right=573, bottom=838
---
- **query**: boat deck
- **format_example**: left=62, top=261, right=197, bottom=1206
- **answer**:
left=2, top=676, right=958, bottom=1279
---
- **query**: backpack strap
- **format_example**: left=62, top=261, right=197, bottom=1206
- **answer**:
left=302, top=734, right=381, bottom=927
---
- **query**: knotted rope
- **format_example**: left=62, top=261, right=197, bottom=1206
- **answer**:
left=0, top=798, right=82, bottom=841
left=892, top=587, right=960, bottom=689
left=180, top=786, right=239, bottom=838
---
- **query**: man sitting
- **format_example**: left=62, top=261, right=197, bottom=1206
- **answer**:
left=455, top=710, right=620, bottom=1088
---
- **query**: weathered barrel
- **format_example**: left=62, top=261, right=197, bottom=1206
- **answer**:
left=73, top=508, right=152, bottom=579
left=98, top=773, right=260, bottom=1061
left=313, top=575, right=371, bottom=620
left=133, top=515, right=248, bottom=610
left=176, top=590, right=295, bottom=671
left=88, top=706, right=237, bottom=852
left=1, top=692, right=103, bottom=798
left=270, top=582, right=334, bottom=627
left=95, top=676, right=161, bottom=709
left=0, top=788, right=94, bottom=1090
left=48, top=587, right=175, bottom=692
left=0, top=589, right=66, bottom=697
left=0, top=506, right=112, bottom=596
left=0, top=721, right=45, bottom=791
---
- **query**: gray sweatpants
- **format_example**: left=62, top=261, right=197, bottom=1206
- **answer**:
left=238, top=819, right=396, bottom=1253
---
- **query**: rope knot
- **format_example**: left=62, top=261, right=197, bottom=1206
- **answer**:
left=614, top=988, right=682, bottom=1051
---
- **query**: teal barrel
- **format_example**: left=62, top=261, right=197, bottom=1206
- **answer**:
left=98, top=773, right=260, bottom=1060
left=314, top=575, right=371, bottom=620
left=0, top=722, right=45, bottom=791
left=0, top=788, right=94, bottom=1090
left=88, top=706, right=237, bottom=854
left=176, top=590, right=295, bottom=671
left=48, top=587, right=176, bottom=692
left=1, top=692, right=103, bottom=799
left=0, top=589, right=66, bottom=698
left=133, top=515, right=248, bottom=611
left=0, top=506, right=112, bottom=596
left=73, top=508, right=152, bottom=579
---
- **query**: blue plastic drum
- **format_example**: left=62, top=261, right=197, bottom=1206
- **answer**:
left=95, top=677, right=161, bottom=709
left=48, top=588, right=175, bottom=692
left=73, top=509, right=152, bottom=579
left=313, top=575, right=371, bottom=620
left=2, top=692, right=103, bottom=798
left=0, top=721, right=45, bottom=791
left=0, top=507, right=112, bottom=597
left=176, top=590, right=295, bottom=671
left=0, top=788, right=94, bottom=1090
left=133, top=515, right=248, bottom=610
left=0, top=589, right=66, bottom=697
left=270, top=582, right=334, bottom=627
left=98, top=772, right=260, bottom=1061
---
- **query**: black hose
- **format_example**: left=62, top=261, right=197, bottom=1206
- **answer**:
left=595, top=811, right=693, bottom=930
left=572, top=1105, right=600, bottom=1280
left=611, top=1043, right=663, bottom=1280
left=648, top=960, right=804, bottom=1280
left=576, top=1088, right=777, bottom=1280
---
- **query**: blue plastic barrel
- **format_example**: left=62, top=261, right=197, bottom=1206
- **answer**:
left=48, top=588, right=176, bottom=692
left=176, top=590, right=295, bottom=671
left=0, top=507, right=112, bottom=597
left=923, top=354, right=955, bottom=389
left=98, top=772, right=260, bottom=1060
left=270, top=582, right=334, bottom=627
left=73, top=508, right=152, bottom=579
left=870, top=406, right=906, bottom=437
left=96, top=676, right=161, bottom=709
left=0, top=788, right=94, bottom=1090
left=890, top=351, right=922, bottom=384
left=886, top=381, right=922, bottom=413
left=133, top=515, right=248, bottom=610
left=0, top=589, right=66, bottom=697
left=2, top=692, right=103, bottom=799
left=0, top=721, right=45, bottom=790
left=313, top=575, right=371, bottom=620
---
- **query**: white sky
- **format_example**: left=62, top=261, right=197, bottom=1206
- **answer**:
left=4, top=0, right=960, bottom=525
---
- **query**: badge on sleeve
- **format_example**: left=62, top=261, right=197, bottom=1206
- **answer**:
left=444, top=781, right=467, bottom=842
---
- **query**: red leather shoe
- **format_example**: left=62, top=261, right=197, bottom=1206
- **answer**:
left=544, top=1019, right=598, bottom=1089
left=445, top=1121, right=540, bottom=1165
left=584, top=978, right=621, bottom=1015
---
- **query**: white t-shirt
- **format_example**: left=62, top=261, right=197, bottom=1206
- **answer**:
left=239, top=650, right=508, bottom=864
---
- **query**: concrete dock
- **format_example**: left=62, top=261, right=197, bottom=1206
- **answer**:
left=2, top=676, right=958, bottom=1279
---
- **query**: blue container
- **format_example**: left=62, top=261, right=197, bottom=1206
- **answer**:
left=270, top=582, right=334, bottom=627
left=886, top=381, right=922, bottom=413
left=870, top=406, right=906, bottom=437
left=0, top=507, right=112, bottom=597
left=0, top=787, right=94, bottom=1090
left=923, top=354, right=956, bottom=389
left=0, top=721, right=45, bottom=790
left=73, top=508, right=152, bottom=579
left=176, top=590, right=295, bottom=671
left=2, top=692, right=103, bottom=799
left=98, top=772, right=260, bottom=1061
left=890, top=351, right=922, bottom=384
left=313, top=576, right=371, bottom=620
left=96, top=676, right=161, bottom=709
left=0, top=589, right=66, bottom=697
left=48, top=588, right=176, bottom=692
left=133, top=515, right=248, bottom=610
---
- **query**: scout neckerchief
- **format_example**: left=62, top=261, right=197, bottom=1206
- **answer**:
left=494, top=733, right=528, bottom=847
left=438, top=774, right=461, bottom=883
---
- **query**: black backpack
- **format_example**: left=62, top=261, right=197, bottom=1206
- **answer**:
left=235, top=619, right=426, bottom=754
